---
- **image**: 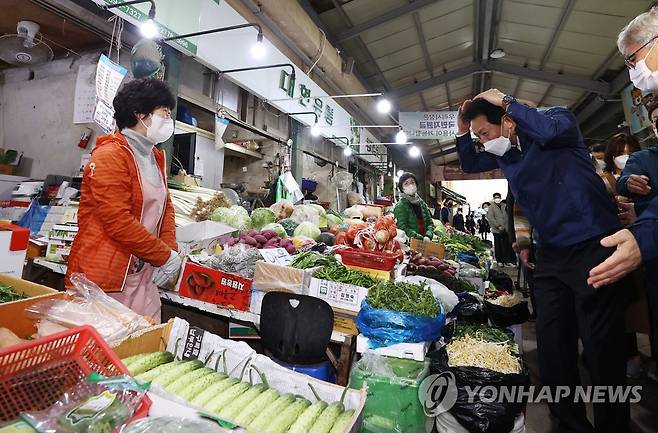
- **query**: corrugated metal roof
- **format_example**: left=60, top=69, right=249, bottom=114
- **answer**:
left=305, top=0, right=654, bottom=142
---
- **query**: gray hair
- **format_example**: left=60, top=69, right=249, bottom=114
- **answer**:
left=617, top=6, right=658, bottom=56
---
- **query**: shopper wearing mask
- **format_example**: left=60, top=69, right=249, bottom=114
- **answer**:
left=618, top=107, right=658, bottom=215
left=66, top=78, right=180, bottom=322
left=487, top=193, right=512, bottom=266
left=602, top=133, right=641, bottom=181
left=453, top=208, right=465, bottom=232
left=457, top=92, right=628, bottom=433
left=590, top=7, right=658, bottom=286
left=393, top=173, right=434, bottom=240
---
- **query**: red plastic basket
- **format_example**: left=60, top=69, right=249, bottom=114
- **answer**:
left=0, top=325, right=150, bottom=422
left=337, top=248, right=398, bottom=271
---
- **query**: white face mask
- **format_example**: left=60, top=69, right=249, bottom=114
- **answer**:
left=140, top=113, right=174, bottom=144
left=494, top=198, right=501, bottom=204
left=629, top=40, right=658, bottom=92
left=483, top=121, right=512, bottom=156
left=614, top=154, right=629, bottom=170
left=403, top=184, right=417, bottom=196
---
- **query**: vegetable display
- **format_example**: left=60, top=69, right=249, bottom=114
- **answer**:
left=314, top=263, right=378, bottom=288
left=118, top=352, right=355, bottom=433
left=280, top=218, right=300, bottom=237
left=203, top=244, right=263, bottom=278
left=485, top=289, right=524, bottom=307
left=0, top=284, right=27, bottom=303
left=211, top=205, right=252, bottom=230
left=366, top=281, right=439, bottom=317
left=189, top=192, right=231, bottom=222
left=251, top=208, right=277, bottom=230
left=446, top=335, right=521, bottom=374
left=406, top=251, right=456, bottom=278
left=225, top=229, right=297, bottom=254
left=290, top=251, right=338, bottom=269
left=293, top=221, right=322, bottom=240
left=450, top=323, right=512, bottom=344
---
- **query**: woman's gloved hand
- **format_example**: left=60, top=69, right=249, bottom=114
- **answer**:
left=153, top=250, right=182, bottom=286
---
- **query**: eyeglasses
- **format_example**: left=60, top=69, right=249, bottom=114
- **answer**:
left=625, top=36, right=658, bottom=69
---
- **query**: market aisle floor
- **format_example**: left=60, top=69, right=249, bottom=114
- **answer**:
left=521, top=319, right=658, bottom=433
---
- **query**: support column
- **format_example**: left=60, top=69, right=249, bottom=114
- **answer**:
left=161, top=45, right=182, bottom=173
left=289, top=118, right=304, bottom=183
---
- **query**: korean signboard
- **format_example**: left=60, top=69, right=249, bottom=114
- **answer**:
left=399, top=111, right=458, bottom=139
left=95, top=0, right=201, bottom=55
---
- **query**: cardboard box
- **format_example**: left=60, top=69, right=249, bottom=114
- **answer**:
left=356, top=334, right=430, bottom=361
left=0, top=273, right=64, bottom=338
left=176, top=221, right=236, bottom=255
left=410, top=238, right=445, bottom=259
left=113, top=318, right=367, bottom=432
left=0, top=223, right=29, bottom=277
left=177, top=259, right=252, bottom=311
left=252, top=261, right=317, bottom=295
left=307, top=278, right=368, bottom=314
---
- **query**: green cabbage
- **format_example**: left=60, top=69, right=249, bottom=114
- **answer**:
left=293, top=221, right=321, bottom=240
left=326, top=213, right=343, bottom=228
left=262, top=223, right=287, bottom=238
left=212, top=205, right=251, bottom=230
left=250, top=208, right=277, bottom=229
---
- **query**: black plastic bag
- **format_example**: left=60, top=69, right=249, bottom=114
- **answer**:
left=429, top=346, right=529, bottom=433
left=488, top=269, right=514, bottom=293
left=483, top=300, right=530, bottom=327
left=452, top=292, right=488, bottom=323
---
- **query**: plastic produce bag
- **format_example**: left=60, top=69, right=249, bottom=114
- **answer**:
left=270, top=199, right=294, bottom=220
left=21, top=373, right=148, bottom=433
left=202, top=243, right=262, bottom=278
left=26, top=273, right=152, bottom=346
left=429, top=346, right=529, bottom=433
left=290, top=205, right=320, bottom=226
left=483, top=300, right=530, bottom=327
left=122, top=417, right=224, bottom=433
left=398, top=275, right=459, bottom=314
left=452, top=292, right=488, bottom=323
left=356, top=300, right=446, bottom=348
left=17, top=199, right=50, bottom=234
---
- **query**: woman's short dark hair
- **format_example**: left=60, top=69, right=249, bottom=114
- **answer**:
left=603, top=133, right=641, bottom=173
left=398, top=172, right=418, bottom=192
left=591, top=143, right=606, bottom=154
left=113, top=78, right=176, bottom=130
left=461, top=99, right=506, bottom=125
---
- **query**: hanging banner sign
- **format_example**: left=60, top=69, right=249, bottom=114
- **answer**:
left=431, top=162, right=505, bottom=181
left=399, top=111, right=458, bottom=139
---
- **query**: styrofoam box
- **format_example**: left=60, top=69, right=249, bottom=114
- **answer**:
left=356, top=334, right=430, bottom=362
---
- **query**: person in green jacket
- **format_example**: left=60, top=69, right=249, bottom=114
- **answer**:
left=394, top=172, right=434, bottom=240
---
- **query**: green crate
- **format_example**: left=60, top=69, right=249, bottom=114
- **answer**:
left=350, top=356, right=429, bottom=433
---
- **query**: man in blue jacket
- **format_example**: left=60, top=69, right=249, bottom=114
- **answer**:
left=456, top=89, right=629, bottom=433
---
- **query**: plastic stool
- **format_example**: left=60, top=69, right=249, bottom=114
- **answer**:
left=274, top=359, right=336, bottom=383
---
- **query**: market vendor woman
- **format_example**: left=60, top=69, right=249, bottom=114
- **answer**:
left=393, top=173, right=434, bottom=240
left=66, top=78, right=181, bottom=322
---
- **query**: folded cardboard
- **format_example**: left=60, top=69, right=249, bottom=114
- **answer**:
left=307, top=277, right=368, bottom=314
left=409, top=239, right=445, bottom=259
left=356, top=334, right=430, bottom=361
left=176, top=220, right=236, bottom=255
left=252, top=261, right=318, bottom=295
left=0, top=273, right=64, bottom=338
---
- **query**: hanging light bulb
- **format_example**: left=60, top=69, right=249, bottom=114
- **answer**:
left=396, top=169, right=404, bottom=177
left=395, top=130, right=407, bottom=144
left=311, top=122, right=321, bottom=137
left=343, top=146, right=353, bottom=156
left=377, top=98, right=391, bottom=113
left=140, top=19, right=159, bottom=39
left=409, top=146, right=420, bottom=157
left=251, top=32, right=266, bottom=58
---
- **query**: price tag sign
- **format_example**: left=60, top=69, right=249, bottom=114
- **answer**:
left=258, top=248, right=292, bottom=266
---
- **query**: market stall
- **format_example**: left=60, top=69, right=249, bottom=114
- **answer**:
left=0, top=191, right=532, bottom=433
